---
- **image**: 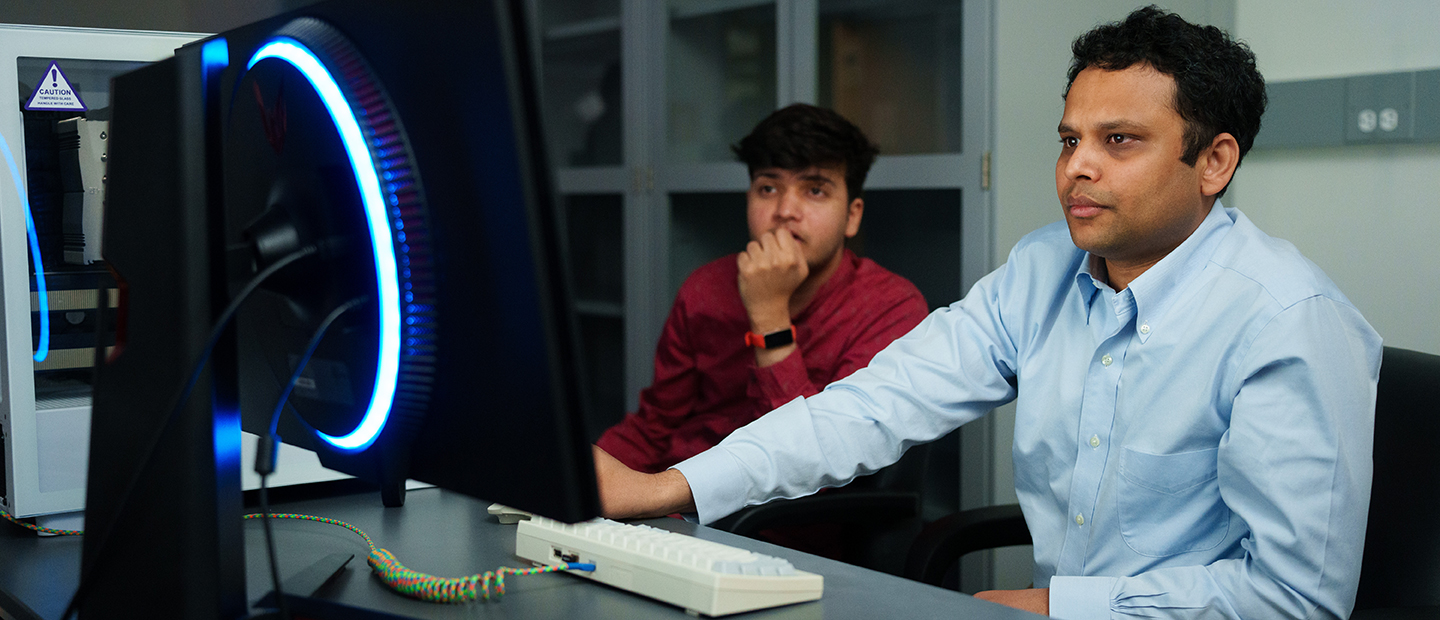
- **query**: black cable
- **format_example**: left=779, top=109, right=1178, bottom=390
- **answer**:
left=254, top=295, right=366, bottom=620
left=61, top=245, right=318, bottom=620
left=263, top=296, right=369, bottom=443
left=258, top=475, right=288, bottom=620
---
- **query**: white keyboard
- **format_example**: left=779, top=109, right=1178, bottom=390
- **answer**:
left=515, top=516, right=823, bottom=616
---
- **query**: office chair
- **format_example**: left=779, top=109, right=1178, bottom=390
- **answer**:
left=903, top=502, right=1030, bottom=588
left=1352, top=346, right=1440, bottom=618
left=711, top=442, right=931, bottom=576
left=904, top=346, right=1440, bottom=619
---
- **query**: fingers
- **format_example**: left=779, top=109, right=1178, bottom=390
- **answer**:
left=737, top=229, right=807, bottom=324
left=771, top=227, right=798, bottom=257
left=744, top=230, right=803, bottom=269
left=769, top=229, right=807, bottom=278
left=749, top=232, right=777, bottom=263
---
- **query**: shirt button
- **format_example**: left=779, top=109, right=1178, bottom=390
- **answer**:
left=1139, top=324, right=1151, bottom=335
left=1090, top=435, right=1100, bottom=448
left=1101, top=354, right=1113, bottom=367
left=1075, top=514, right=1085, bottom=526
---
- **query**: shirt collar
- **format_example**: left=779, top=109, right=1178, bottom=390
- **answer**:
left=1124, top=200, right=1233, bottom=342
left=1073, top=201, right=1234, bottom=342
left=1074, top=253, right=1107, bottom=325
left=1078, top=253, right=1104, bottom=290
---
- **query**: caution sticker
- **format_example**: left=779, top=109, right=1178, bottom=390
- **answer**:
left=25, top=61, right=88, bottom=112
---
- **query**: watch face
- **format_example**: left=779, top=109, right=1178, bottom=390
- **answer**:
left=746, top=327, right=794, bottom=349
left=764, top=327, right=795, bottom=349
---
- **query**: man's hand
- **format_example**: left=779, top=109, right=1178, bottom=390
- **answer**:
left=737, top=229, right=808, bottom=334
left=592, top=445, right=696, bottom=519
left=974, top=588, right=1049, bottom=615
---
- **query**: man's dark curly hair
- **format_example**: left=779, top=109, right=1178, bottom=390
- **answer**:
left=732, top=103, right=879, bottom=200
left=1066, top=6, right=1266, bottom=195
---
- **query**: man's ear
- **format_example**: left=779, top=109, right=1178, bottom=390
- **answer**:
left=845, top=197, right=864, bottom=238
left=1199, top=133, right=1240, bottom=197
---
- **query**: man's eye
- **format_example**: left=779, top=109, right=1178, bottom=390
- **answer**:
left=1107, top=134, right=1132, bottom=144
left=809, top=187, right=825, bottom=196
left=1059, top=137, right=1078, bottom=148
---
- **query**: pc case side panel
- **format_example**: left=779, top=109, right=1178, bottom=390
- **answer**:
left=80, top=41, right=244, bottom=619
left=0, top=25, right=203, bottom=518
left=0, top=28, right=47, bottom=520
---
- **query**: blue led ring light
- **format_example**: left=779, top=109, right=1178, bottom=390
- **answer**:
left=245, top=19, right=437, bottom=453
left=0, top=133, right=50, bottom=363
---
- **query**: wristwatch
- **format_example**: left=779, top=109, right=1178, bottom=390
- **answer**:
left=744, top=326, right=796, bottom=349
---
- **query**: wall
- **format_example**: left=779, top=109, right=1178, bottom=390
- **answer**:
left=1231, top=1, right=1440, bottom=356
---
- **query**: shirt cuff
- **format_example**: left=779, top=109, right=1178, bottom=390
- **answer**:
left=1049, top=576, right=1117, bottom=620
left=671, top=448, right=750, bottom=525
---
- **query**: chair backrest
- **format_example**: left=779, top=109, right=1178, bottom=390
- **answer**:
left=843, top=439, right=932, bottom=493
left=1353, top=346, right=1440, bottom=610
left=711, top=441, right=931, bottom=537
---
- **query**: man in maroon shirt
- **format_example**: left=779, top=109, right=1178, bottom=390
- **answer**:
left=595, top=104, right=929, bottom=474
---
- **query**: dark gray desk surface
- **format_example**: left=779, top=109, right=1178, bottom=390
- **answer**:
left=2, top=487, right=1039, bottom=619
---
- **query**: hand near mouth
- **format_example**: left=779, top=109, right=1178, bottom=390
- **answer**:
left=737, top=228, right=808, bottom=334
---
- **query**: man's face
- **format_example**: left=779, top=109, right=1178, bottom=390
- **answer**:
left=1056, top=64, right=1213, bottom=266
left=746, top=165, right=863, bottom=271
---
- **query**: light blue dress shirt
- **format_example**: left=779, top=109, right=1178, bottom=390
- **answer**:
left=676, top=203, right=1381, bottom=619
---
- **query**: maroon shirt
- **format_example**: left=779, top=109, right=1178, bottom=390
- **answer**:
left=597, top=249, right=930, bottom=473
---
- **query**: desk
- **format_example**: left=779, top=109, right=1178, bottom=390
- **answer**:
left=2, top=487, right=1038, bottom=619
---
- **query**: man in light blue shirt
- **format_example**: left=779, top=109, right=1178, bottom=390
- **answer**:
left=594, top=7, right=1381, bottom=619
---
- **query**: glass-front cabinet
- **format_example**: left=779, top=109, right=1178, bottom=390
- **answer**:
left=528, top=0, right=631, bottom=442
left=817, top=0, right=966, bottom=155
left=666, top=0, right=777, bottom=163
left=528, top=0, right=991, bottom=519
left=535, top=0, right=624, bottom=168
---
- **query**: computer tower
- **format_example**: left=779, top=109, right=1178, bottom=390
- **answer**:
left=0, top=24, right=202, bottom=528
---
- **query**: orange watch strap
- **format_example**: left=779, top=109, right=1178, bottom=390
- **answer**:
left=744, top=326, right=796, bottom=349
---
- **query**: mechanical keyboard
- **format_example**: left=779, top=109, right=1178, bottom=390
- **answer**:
left=515, top=516, right=823, bottom=616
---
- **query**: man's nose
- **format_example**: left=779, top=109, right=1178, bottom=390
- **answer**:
left=1062, top=140, right=1100, bottom=182
left=774, top=190, right=801, bottom=220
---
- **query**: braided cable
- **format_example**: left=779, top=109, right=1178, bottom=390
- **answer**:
left=2, top=508, right=586, bottom=604
left=242, top=512, right=591, bottom=604
left=0, top=509, right=83, bottom=536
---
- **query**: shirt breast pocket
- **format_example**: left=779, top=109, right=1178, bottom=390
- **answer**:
left=1117, top=446, right=1229, bottom=557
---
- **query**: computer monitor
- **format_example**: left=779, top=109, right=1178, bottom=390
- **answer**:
left=79, top=0, right=599, bottom=616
